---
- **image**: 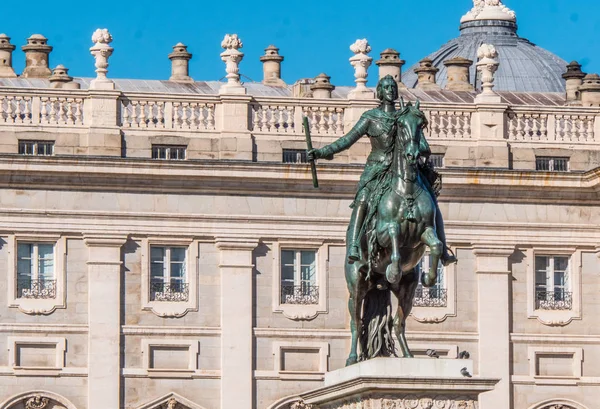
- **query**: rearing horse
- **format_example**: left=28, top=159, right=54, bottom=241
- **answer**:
left=345, top=101, right=443, bottom=364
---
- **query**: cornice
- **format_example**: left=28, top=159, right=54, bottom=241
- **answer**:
left=0, top=156, right=597, bottom=203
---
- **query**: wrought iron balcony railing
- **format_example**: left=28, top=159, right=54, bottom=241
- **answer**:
left=17, top=279, right=56, bottom=299
left=536, top=290, right=572, bottom=310
left=281, top=284, right=319, bottom=305
left=413, top=287, right=447, bottom=307
left=150, top=282, right=189, bottom=302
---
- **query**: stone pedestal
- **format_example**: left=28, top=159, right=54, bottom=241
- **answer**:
left=298, top=358, right=498, bottom=409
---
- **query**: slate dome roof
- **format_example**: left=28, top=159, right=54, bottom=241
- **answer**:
left=402, top=2, right=568, bottom=93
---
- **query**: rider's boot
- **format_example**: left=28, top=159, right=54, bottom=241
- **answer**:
left=347, top=200, right=367, bottom=264
left=435, top=211, right=457, bottom=266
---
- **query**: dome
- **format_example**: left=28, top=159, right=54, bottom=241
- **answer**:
left=402, top=1, right=568, bottom=93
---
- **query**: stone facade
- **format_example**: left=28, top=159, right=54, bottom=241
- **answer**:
left=0, top=2, right=599, bottom=409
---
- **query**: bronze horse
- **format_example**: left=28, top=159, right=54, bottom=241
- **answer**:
left=345, top=101, right=443, bottom=364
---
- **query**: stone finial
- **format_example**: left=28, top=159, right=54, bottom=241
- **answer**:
left=579, top=74, right=600, bottom=107
left=219, top=34, right=246, bottom=94
left=21, top=34, right=53, bottom=78
left=0, top=34, right=17, bottom=78
left=476, top=44, right=499, bottom=93
left=259, top=45, right=285, bottom=87
left=443, top=56, right=474, bottom=91
left=348, top=39, right=374, bottom=99
left=310, top=73, right=335, bottom=99
left=562, top=61, right=586, bottom=105
left=475, top=44, right=501, bottom=103
left=376, top=48, right=406, bottom=88
left=461, top=0, right=516, bottom=23
left=89, top=28, right=115, bottom=90
left=168, top=43, right=193, bottom=83
left=414, top=58, right=440, bottom=91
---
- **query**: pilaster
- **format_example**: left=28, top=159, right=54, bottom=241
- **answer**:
left=83, top=90, right=122, bottom=156
left=473, top=245, right=514, bottom=409
left=215, top=237, right=259, bottom=409
left=218, top=95, right=253, bottom=160
left=471, top=103, right=510, bottom=168
left=84, top=234, right=127, bottom=409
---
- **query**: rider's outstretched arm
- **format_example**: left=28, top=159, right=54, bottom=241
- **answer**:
left=311, top=117, right=370, bottom=160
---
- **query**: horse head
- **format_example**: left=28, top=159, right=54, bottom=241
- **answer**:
left=397, top=100, right=428, bottom=167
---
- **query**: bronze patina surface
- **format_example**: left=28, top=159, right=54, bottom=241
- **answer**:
left=308, top=75, right=457, bottom=364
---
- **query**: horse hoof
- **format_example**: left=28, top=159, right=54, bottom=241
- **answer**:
left=346, top=355, right=358, bottom=366
left=386, top=265, right=401, bottom=285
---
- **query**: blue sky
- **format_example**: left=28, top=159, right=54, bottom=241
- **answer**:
left=2, top=0, right=598, bottom=86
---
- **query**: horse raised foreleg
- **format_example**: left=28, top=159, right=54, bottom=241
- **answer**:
left=420, top=226, right=442, bottom=287
left=392, top=267, right=419, bottom=357
left=385, top=222, right=402, bottom=285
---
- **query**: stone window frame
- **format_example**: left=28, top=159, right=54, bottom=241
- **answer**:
left=7, top=234, right=66, bottom=315
left=140, top=237, right=198, bottom=318
left=141, top=339, right=199, bottom=377
left=527, top=346, right=583, bottom=380
left=272, top=340, right=329, bottom=378
left=151, top=144, right=187, bottom=160
left=271, top=240, right=328, bottom=321
left=411, top=248, right=457, bottom=323
left=526, top=248, right=581, bottom=327
left=7, top=336, right=66, bottom=370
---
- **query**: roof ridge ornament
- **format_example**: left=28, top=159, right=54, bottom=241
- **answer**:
left=461, top=0, right=516, bottom=23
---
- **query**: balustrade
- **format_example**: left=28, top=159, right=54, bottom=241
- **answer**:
left=172, top=101, right=216, bottom=130
left=121, top=98, right=217, bottom=130
left=40, top=97, right=84, bottom=125
left=251, top=105, right=295, bottom=133
left=302, top=106, right=344, bottom=135
left=1, top=95, right=33, bottom=124
left=507, top=111, right=548, bottom=140
left=554, top=114, right=595, bottom=142
left=425, top=109, right=472, bottom=139
left=121, top=99, right=165, bottom=128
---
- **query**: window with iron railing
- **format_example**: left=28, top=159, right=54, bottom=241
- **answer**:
left=428, top=154, right=444, bottom=168
left=280, top=249, right=318, bottom=304
left=414, top=252, right=446, bottom=307
left=17, top=243, right=56, bottom=299
left=152, top=145, right=186, bottom=160
left=282, top=149, right=308, bottom=164
left=18, top=140, right=54, bottom=156
left=535, top=255, right=572, bottom=310
left=150, top=246, right=188, bottom=302
left=535, top=157, right=569, bottom=172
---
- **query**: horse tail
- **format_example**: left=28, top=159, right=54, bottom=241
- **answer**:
left=359, top=287, right=396, bottom=360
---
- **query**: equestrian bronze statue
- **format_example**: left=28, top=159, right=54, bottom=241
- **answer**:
left=307, top=75, right=456, bottom=365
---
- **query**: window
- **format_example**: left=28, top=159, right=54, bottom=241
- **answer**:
left=414, top=252, right=446, bottom=307
left=282, top=149, right=308, bottom=164
left=150, top=246, right=188, bottom=302
left=152, top=145, right=186, bottom=160
left=16, top=243, right=56, bottom=299
left=536, top=157, right=568, bottom=172
left=535, top=256, right=572, bottom=310
left=429, top=154, right=444, bottom=168
left=280, top=249, right=318, bottom=304
left=18, top=140, right=54, bottom=156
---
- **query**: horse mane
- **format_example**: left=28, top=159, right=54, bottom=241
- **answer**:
left=397, top=102, right=429, bottom=129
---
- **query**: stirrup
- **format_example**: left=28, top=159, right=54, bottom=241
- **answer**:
left=441, top=248, right=457, bottom=266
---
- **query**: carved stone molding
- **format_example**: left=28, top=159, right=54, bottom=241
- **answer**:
left=24, top=395, right=49, bottom=409
left=315, top=395, right=478, bottom=409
